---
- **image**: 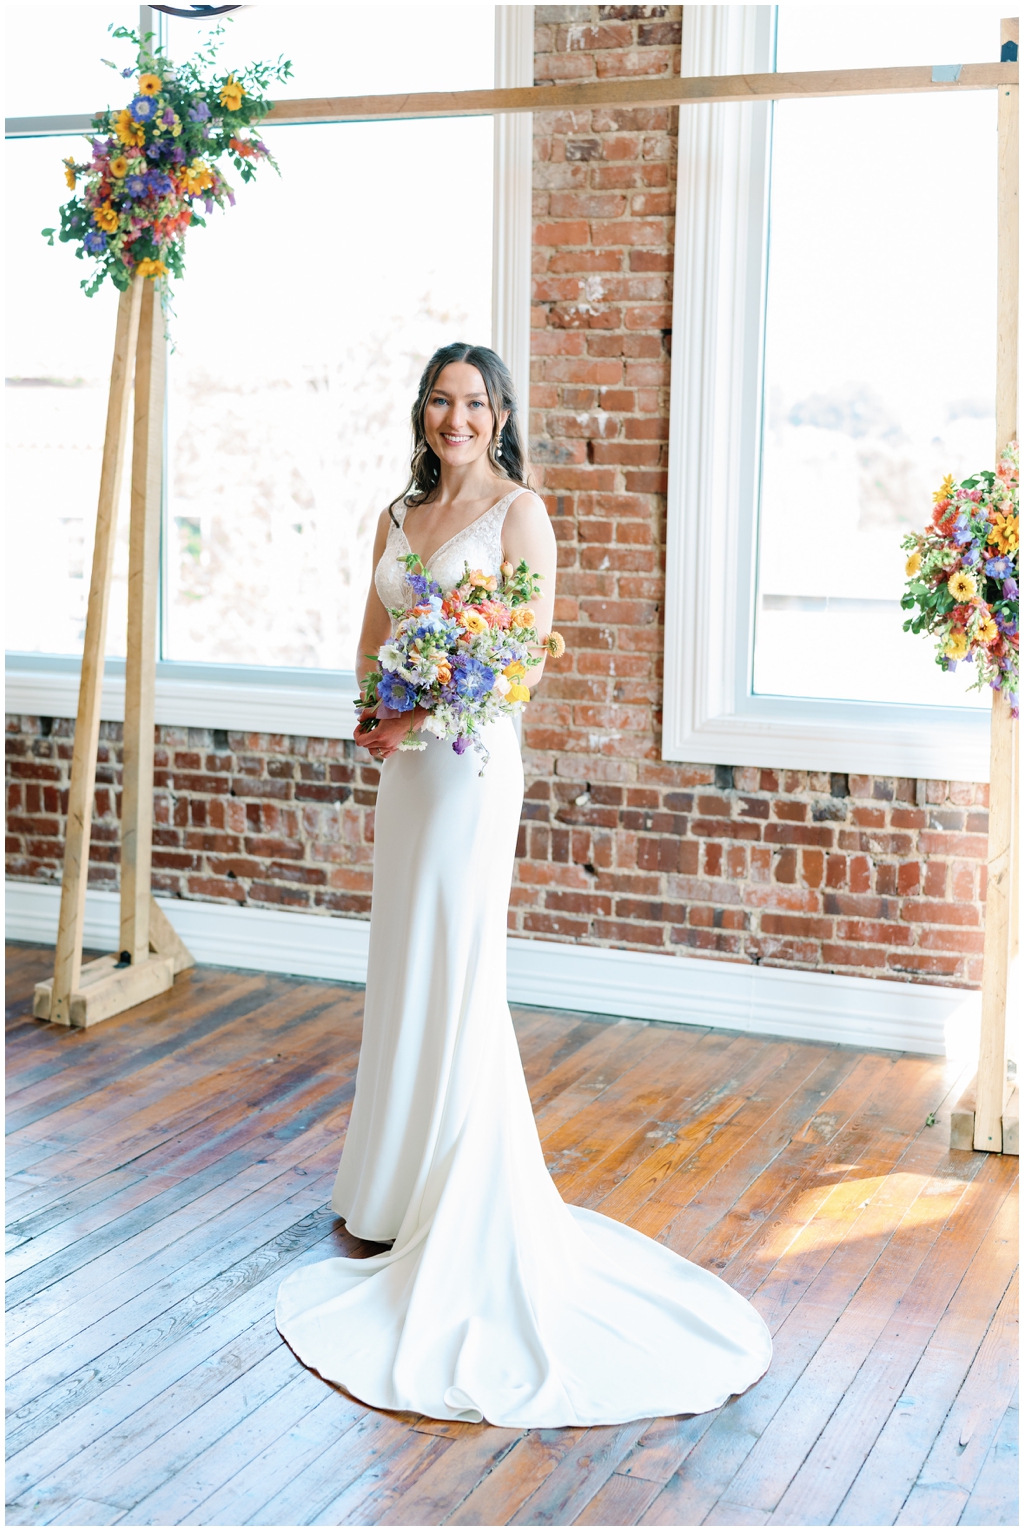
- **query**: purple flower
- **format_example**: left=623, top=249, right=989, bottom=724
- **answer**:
left=377, top=672, right=419, bottom=712
left=986, top=555, right=1013, bottom=578
left=203, top=198, right=214, bottom=214
left=952, top=514, right=972, bottom=547
left=83, top=228, right=107, bottom=253
left=130, top=94, right=158, bottom=121
left=1004, top=577, right=1019, bottom=600
left=172, top=146, right=185, bottom=164
left=125, top=173, right=148, bottom=198
left=149, top=172, right=173, bottom=195
left=146, top=142, right=162, bottom=160
left=161, top=106, right=176, bottom=126
left=188, top=100, right=211, bottom=122
left=452, top=735, right=470, bottom=755
left=962, top=543, right=982, bottom=566
left=121, top=67, right=134, bottom=78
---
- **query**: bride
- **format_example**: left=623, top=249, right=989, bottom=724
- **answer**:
left=276, top=342, right=772, bottom=1427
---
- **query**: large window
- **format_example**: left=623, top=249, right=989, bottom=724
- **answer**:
left=663, top=4, right=1004, bottom=780
left=753, top=6, right=997, bottom=711
left=6, top=6, right=500, bottom=697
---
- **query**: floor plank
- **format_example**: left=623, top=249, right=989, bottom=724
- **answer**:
left=5, top=941, right=1018, bottom=1527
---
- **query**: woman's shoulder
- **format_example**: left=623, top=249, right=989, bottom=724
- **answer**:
left=501, top=485, right=547, bottom=520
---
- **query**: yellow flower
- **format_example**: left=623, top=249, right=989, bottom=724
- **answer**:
left=933, top=473, right=956, bottom=504
left=109, top=156, right=129, bottom=179
left=219, top=74, right=245, bottom=111
left=138, top=73, right=163, bottom=96
left=511, top=606, right=535, bottom=630
left=63, top=158, right=77, bottom=189
left=904, top=550, right=921, bottom=577
left=135, top=258, right=168, bottom=280
left=944, top=630, right=969, bottom=660
left=988, top=510, right=1019, bottom=556
left=92, top=201, right=119, bottom=233
left=508, top=683, right=531, bottom=704
left=182, top=158, right=214, bottom=194
left=503, top=661, right=526, bottom=679
left=947, top=570, right=977, bottom=602
left=113, top=107, right=145, bottom=147
left=542, top=631, right=566, bottom=658
left=460, top=611, right=488, bottom=635
left=976, top=617, right=998, bottom=645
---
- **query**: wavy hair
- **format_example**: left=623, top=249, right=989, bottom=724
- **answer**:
left=389, top=342, right=529, bottom=522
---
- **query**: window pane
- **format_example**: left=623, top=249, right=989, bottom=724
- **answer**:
left=752, top=7, right=1001, bottom=709
left=163, top=8, right=494, bottom=668
left=163, top=5, right=495, bottom=97
left=5, top=5, right=138, bottom=119
left=6, top=135, right=131, bottom=659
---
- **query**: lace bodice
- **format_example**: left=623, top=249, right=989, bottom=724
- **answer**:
left=374, top=489, right=526, bottom=617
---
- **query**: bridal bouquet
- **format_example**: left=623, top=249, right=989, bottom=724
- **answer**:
left=357, top=555, right=566, bottom=760
left=901, top=443, right=1019, bottom=717
left=43, top=24, right=291, bottom=296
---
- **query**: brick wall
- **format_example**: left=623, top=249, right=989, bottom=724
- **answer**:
left=3, top=5, right=990, bottom=991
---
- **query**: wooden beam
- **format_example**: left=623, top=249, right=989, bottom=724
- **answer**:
left=264, top=61, right=1016, bottom=127
left=148, top=897, right=194, bottom=976
left=974, top=16, right=1019, bottom=1153
left=50, top=276, right=144, bottom=1028
left=119, top=278, right=165, bottom=968
left=34, top=952, right=174, bottom=1028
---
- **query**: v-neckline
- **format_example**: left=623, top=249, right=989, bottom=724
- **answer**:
left=399, top=490, right=517, bottom=569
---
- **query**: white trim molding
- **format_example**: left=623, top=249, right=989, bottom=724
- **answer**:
left=493, top=5, right=534, bottom=417
left=5, top=656, right=359, bottom=739
left=662, top=5, right=991, bottom=782
left=7, top=879, right=980, bottom=1059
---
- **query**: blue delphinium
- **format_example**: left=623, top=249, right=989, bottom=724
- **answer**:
left=451, top=655, right=495, bottom=701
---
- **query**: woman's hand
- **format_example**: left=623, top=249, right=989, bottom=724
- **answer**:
left=355, top=706, right=427, bottom=761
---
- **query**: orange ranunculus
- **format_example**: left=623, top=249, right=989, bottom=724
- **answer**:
left=468, top=569, right=497, bottom=591
left=510, top=606, right=535, bottom=630
left=435, top=661, right=452, bottom=685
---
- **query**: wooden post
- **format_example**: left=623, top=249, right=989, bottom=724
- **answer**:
left=119, top=279, right=164, bottom=966
left=36, top=275, right=192, bottom=1029
left=973, top=16, right=1019, bottom=1152
left=49, top=276, right=144, bottom=1027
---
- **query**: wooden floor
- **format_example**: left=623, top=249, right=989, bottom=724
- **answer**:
left=5, top=943, right=1018, bottom=1528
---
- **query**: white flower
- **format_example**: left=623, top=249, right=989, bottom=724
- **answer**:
left=379, top=643, right=404, bottom=672
left=493, top=673, right=511, bottom=697
left=423, top=713, right=447, bottom=738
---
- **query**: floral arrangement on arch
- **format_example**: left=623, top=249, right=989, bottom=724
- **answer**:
left=357, top=555, right=566, bottom=766
left=901, top=442, right=1019, bottom=717
left=43, top=24, right=291, bottom=294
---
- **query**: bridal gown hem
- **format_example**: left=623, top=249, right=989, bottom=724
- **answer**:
left=276, top=491, right=772, bottom=1427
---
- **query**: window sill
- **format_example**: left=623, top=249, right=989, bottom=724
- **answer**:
left=5, top=654, right=359, bottom=740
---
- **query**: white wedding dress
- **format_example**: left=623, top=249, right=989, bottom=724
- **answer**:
left=276, top=490, right=772, bottom=1426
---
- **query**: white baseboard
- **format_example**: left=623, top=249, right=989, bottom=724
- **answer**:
left=5, top=879, right=980, bottom=1058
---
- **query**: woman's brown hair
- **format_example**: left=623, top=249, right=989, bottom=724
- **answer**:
left=389, top=342, right=529, bottom=523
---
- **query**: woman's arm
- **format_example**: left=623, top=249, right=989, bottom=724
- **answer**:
left=502, top=490, right=559, bottom=686
left=353, top=511, right=427, bottom=758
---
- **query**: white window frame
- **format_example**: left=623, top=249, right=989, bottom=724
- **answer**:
left=662, top=3, right=992, bottom=782
left=5, top=5, right=533, bottom=741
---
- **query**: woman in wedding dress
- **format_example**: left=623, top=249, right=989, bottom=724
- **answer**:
left=276, top=343, right=771, bottom=1427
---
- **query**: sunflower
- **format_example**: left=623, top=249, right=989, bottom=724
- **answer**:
left=135, top=257, right=168, bottom=280
left=113, top=107, right=145, bottom=147
left=92, top=201, right=119, bottom=234
left=947, top=570, right=977, bottom=602
left=63, top=158, right=76, bottom=189
left=932, top=473, right=956, bottom=504
left=109, top=156, right=129, bottom=179
left=944, top=629, right=969, bottom=661
left=138, top=73, right=163, bottom=96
